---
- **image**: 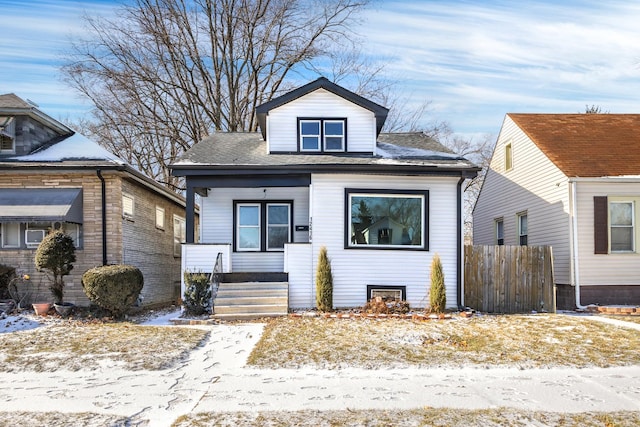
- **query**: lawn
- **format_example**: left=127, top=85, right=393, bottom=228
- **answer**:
left=247, top=314, right=640, bottom=369
left=0, top=323, right=209, bottom=372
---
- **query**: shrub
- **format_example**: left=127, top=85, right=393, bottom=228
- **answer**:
left=429, top=253, right=446, bottom=313
left=35, top=230, right=76, bottom=304
left=82, top=265, right=144, bottom=318
left=0, top=264, right=16, bottom=300
left=183, top=271, right=211, bottom=315
left=315, top=246, right=333, bottom=312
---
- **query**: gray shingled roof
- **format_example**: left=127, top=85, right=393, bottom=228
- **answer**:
left=0, top=93, right=33, bottom=110
left=172, top=132, right=478, bottom=174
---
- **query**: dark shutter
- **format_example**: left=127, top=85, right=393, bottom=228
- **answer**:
left=593, top=196, right=608, bottom=254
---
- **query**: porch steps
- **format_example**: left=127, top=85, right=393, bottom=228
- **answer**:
left=213, top=280, right=288, bottom=321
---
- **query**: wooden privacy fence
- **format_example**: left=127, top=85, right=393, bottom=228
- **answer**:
left=464, top=245, right=555, bottom=314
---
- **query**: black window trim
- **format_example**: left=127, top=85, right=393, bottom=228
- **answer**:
left=297, top=117, right=347, bottom=153
left=233, top=200, right=294, bottom=252
left=344, top=188, right=429, bottom=251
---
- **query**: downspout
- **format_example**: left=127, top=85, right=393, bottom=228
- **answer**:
left=96, top=170, right=108, bottom=266
left=569, top=180, right=585, bottom=309
left=457, top=177, right=465, bottom=310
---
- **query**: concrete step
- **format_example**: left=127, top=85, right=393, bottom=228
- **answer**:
left=214, top=304, right=288, bottom=315
left=217, top=281, right=288, bottom=291
left=216, top=288, right=288, bottom=298
left=212, top=312, right=286, bottom=321
left=215, top=295, right=288, bottom=305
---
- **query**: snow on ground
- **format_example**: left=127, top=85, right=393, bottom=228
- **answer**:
left=0, top=311, right=638, bottom=426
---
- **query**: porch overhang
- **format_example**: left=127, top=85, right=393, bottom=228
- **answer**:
left=0, top=188, right=83, bottom=223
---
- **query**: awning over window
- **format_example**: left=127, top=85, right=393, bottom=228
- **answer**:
left=0, top=188, right=83, bottom=223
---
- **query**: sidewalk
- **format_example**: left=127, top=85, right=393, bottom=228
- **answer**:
left=0, top=320, right=639, bottom=426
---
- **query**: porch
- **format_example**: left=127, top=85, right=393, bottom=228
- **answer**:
left=181, top=243, right=314, bottom=318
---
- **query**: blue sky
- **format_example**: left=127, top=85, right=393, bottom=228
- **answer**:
left=1, top=0, right=639, bottom=139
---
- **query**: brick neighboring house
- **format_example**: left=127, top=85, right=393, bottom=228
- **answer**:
left=0, top=93, right=195, bottom=307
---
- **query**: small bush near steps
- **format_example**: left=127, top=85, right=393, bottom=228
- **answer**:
left=82, top=265, right=143, bottom=319
left=183, top=271, right=211, bottom=315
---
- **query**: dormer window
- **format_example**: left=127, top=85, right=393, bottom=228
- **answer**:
left=0, top=116, right=16, bottom=154
left=298, top=118, right=346, bottom=152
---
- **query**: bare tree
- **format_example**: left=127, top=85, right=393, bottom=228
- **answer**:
left=442, top=134, right=495, bottom=242
left=62, top=0, right=370, bottom=190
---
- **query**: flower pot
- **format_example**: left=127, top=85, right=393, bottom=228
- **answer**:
left=33, top=302, right=51, bottom=316
left=54, top=302, right=74, bottom=317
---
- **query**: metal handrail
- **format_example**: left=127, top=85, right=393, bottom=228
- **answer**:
left=210, top=252, right=223, bottom=313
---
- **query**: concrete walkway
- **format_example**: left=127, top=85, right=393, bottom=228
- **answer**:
left=0, top=321, right=639, bottom=426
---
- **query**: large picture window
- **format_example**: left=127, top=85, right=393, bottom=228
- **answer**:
left=345, top=189, right=428, bottom=250
left=235, top=201, right=292, bottom=252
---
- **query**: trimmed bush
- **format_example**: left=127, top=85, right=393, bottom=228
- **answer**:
left=0, top=264, right=16, bottom=300
left=35, top=230, right=76, bottom=304
left=82, top=265, right=144, bottom=318
left=315, top=246, right=333, bottom=312
left=183, top=271, right=211, bottom=315
left=429, top=253, right=446, bottom=313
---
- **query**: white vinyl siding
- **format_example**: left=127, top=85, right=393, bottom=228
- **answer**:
left=473, top=115, right=572, bottom=284
left=266, top=89, right=376, bottom=153
left=574, top=181, right=640, bottom=286
left=310, top=174, right=460, bottom=309
left=200, top=187, right=309, bottom=272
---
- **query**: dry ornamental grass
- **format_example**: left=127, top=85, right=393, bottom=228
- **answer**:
left=248, top=314, right=640, bottom=369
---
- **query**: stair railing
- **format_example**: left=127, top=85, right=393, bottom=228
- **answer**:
left=209, top=252, right=223, bottom=313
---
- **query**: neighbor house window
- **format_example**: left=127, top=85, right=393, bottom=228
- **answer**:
left=346, top=189, right=428, bottom=250
left=610, top=201, right=634, bottom=252
left=123, top=194, right=134, bottom=218
left=0, top=117, right=16, bottom=153
left=495, top=218, right=504, bottom=245
left=1, top=222, right=81, bottom=249
left=505, top=142, right=513, bottom=171
left=173, top=215, right=186, bottom=256
left=1, top=223, right=20, bottom=248
left=155, top=206, right=165, bottom=230
left=518, top=212, right=528, bottom=245
left=235, top=201, right=292, bottom=252
left=298, top=118, right=346, bottom=152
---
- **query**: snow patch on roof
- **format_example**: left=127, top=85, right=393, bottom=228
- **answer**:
left=376, top=142, right=461, bottom=160
left=8, top=133, right=125, bottom=164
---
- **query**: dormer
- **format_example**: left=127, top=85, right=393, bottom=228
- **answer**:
left=255, top=77, right=389, bottom=154
left=0, top=93, right=72, bottom=157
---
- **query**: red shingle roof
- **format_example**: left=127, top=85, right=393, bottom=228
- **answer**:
left=508, top=113, right=640, bottom=178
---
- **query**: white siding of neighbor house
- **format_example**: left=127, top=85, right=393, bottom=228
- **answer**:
left=472, top=115, right=572, bottom=284
left=200, top=186, right=309, bottom=272
left=304, top=173, right=461, bottom=309
left=573, top=180, right=640, bottom=287
left=266, top=88, right=376, bottom=153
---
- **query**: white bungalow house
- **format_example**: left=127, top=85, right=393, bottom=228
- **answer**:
left=171, top=78, right=478, bottom=318
left=473, top=113, right=640, bottom=309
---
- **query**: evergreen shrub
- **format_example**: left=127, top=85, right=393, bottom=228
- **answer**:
left=183, top=271, right=211, bottom=315
left=82, top=264, right=143, bottom=318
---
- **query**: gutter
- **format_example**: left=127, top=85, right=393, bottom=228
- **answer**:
left=97, top=170, right=108, bottom=266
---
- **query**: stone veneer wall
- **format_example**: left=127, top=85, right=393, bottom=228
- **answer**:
left=0, top=170, right=188, bottom=307
left=0, top=171, right=121, bottom=305
left=121, top=178, right=186, bottom=307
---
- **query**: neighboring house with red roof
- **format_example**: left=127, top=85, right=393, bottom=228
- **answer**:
left=0, top=93, right=194, bottom=307
left=171, top=78, right=479, bottom=318
left=473, top=113, right=640, bottom=309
